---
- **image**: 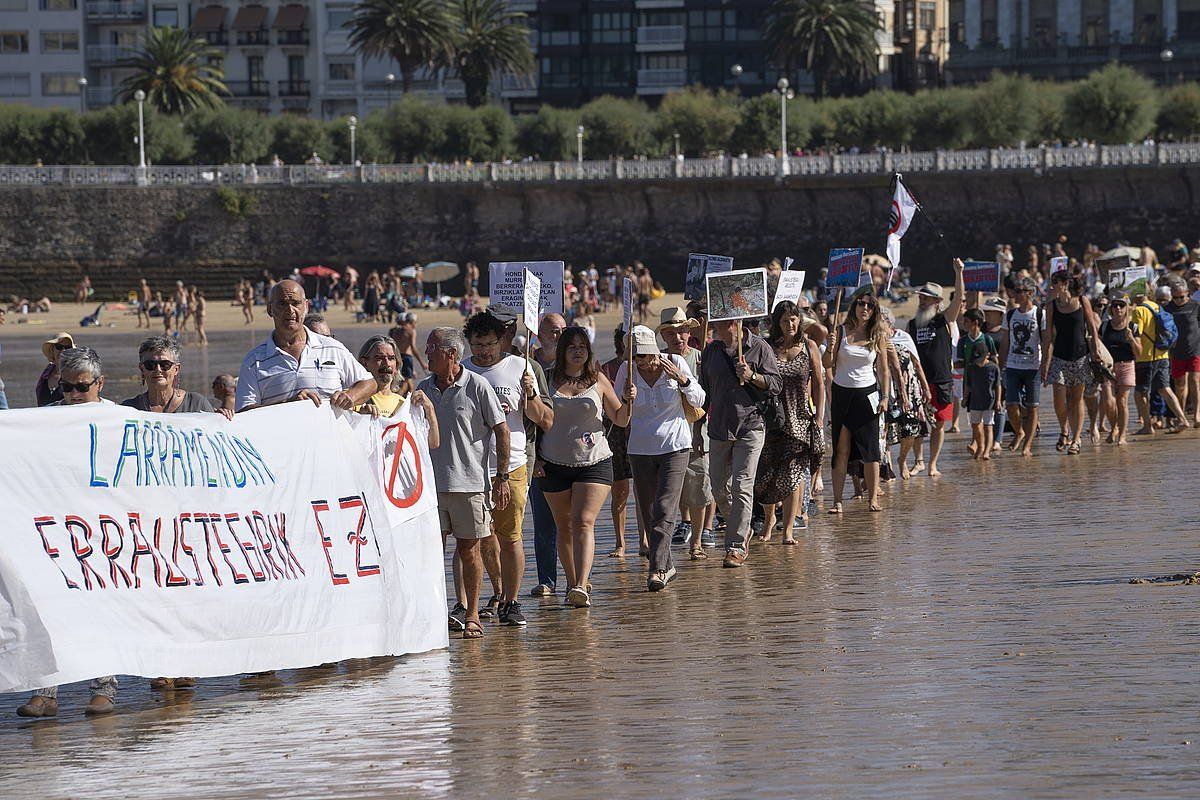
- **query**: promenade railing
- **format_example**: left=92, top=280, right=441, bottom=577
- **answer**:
left=1, top=143, right=1199, bottom=188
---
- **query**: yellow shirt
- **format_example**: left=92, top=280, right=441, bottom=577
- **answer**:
left=355, top=391, right=404, bottom=417
left=1131, top=301, right=1169, bottom=363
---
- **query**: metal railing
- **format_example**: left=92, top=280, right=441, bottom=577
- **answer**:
left=3, top=143, right=1200, bottom=188
left=84, top=1, right=145, bottom=19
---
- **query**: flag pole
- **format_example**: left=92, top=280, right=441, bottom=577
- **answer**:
left=898, top=173, right=954, bottom=260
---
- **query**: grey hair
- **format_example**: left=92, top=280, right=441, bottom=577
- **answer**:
left=1156, top=284, right=1173, bottom=302
left=59, top=346, right=103, bottom=379
left=880, top=306, right=896, bottom=325
left=429, top=326, right=465, bottom=359
left=303, top=312, right=326, bottom=328
left=138, top=335, right=181, bottom=363
left=358, top=334, right=396, bottom=360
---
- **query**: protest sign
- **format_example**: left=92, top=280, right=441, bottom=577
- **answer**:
left=707, top=268, right=769, bottom=322
left=963, top=260, right=1001, bottom=292
left=827, top=248, right=864, bottom=288
left=523, top=269, right=542, bottom=332
left=772, top=270, right=807, bottom=311
left=488, top=261, right=564, bottom=316
left=1096, top=254, right=1133, bottom=285
left=623, top=277, right=634, bottom=332
left=685, top=253, right=734, bottom=301
left=1108, top=266, right=1152, bottom=296
left=858, top=265, right=874, bottom=288
left=784, top=257, right=795, bottom=270
left=0, top=402, right=447, bottom=693
left=1049, top=256, right=1069, bottom=275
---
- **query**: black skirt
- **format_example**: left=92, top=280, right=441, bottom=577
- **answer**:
left=830, top=382, right=881, bottom=464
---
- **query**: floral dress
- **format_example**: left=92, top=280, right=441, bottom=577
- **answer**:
left=755, top=343, right=825, bottom=505
left=889, top=345, right=929, bottom=444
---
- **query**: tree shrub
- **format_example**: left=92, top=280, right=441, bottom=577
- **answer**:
left=1062, top=63, right=1158, bottom=144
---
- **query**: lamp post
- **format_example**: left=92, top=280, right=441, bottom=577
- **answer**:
left=1161, top=48, right=1174, bottom=87
left=776, top=77, right=794, bottom=177
left=576, top=124, right=584, bottom=165
left=386, top=72, right=395, bottom=107
left=673, top=131, right=680, bottom=160
left=77, top=76, right=87, bottom=114
left=730, top=63, right=743, bottom=96
left=348, top=115, right=358, bottom=165
left=134, top=88, right=147, bottom=185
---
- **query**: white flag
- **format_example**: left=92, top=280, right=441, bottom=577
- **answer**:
left=886, top=176, right=919, bottom=270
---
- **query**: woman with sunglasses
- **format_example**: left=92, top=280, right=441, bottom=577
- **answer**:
left=1039, top=271, right=1100, bottom=454
left=1099, top=292, right=1141, bottom=445
left=122, top=335, right=225, bottom=417
left=823, top=287, right=890, bottom=514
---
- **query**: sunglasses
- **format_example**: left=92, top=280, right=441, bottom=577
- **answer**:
left=855, top=299, right=877, bottom=309
left=54, top=342, right=71, bottom=351
left=61, top=378, right=98, bottom=393
left=141, top=359, right=177, bottom=372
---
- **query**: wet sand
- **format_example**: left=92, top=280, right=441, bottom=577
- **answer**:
left=1, top=295, right=1197, bottom=798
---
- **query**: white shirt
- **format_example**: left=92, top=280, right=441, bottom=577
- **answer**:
left=235, top=327, right=371, bottom=411
left=614, top=355, right=705, bottom=456
left=833, top=329, right=878, bottom=389
left=463, top=354, right=540, bottom=474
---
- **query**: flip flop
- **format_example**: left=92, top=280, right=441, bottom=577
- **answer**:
left=690, top=549, right=708, bottom=560
left=782, top=539, right=797, bottom=546
left=463, top=620, right=483, bottom=639
left=828, top=503, right=843, bottom=514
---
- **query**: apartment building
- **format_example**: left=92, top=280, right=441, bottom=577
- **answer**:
left=946, top=0, right=1193, bottom=83
left=894, top=0, right=950, bottom=89
left=0, top=0, right=86, bottom=110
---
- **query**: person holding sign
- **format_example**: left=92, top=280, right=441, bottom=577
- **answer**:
left=824, top=287, right=891, bottom=514
left=907, top=259, right=965, bottom=477
left=535, top=328, right=633, bottom=608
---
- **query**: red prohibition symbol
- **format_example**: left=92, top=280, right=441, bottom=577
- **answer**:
left=382, top=421, right=423, bottom=509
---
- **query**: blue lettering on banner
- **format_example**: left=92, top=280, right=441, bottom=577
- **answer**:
left=90, top=420, right=277, bottom=490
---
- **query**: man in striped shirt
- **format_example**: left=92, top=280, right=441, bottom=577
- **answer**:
left=236, top=280, right=377, bottom=412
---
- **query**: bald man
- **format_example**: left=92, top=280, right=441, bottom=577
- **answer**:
left=236, top=280, right=377, bottom=412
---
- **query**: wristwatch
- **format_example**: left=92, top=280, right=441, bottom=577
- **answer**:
left=495, top=472, right=510, bottom=482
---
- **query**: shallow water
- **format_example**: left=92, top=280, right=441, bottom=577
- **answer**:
left=1, top=327, right=1198, bottom=798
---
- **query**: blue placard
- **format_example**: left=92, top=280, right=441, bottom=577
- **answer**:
left=962, top=260, right=1001, bottom=292
left=827, top=248, right=864, bottom=288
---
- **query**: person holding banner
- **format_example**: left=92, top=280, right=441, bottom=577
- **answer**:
left=824, top=287, right=890, bottom=514
left=536, top=327, right=633, bottom=608
left=908, top=259, right=965, bottom=477
left=17, top=346, right=119, bottom=717
left=121, top=335, right=220, bottom=417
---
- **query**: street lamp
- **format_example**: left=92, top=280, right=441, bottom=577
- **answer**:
left=134, top=88, right=147, bottom=183
left=730, top=63, right=743, bottom=96
left=386, top=72, right=395, bottom=107
left=1161, top=48, right=1174, bottom=87
left=348, top=115, right=357, bottom=165
left=576, top=124, right=584, bottom=164
left=776, top=77, right=794, bottom=177
left=673, top=131, right=680, bottom=160
left=77, top=76, right=87, bottom=114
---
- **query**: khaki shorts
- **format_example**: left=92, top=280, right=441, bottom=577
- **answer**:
left=679, top=449, right=712, bottom=508
left=490, top=463, right=529, bottom=543
left=438, top=492, right=492, bottom=540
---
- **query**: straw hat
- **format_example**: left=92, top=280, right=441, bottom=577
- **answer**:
left=631, top=325, right=661, bottom=355
left=981, top=296, right=1008, bottom=314
left=916, top=282, right=944, bottom=300
left=42, top=332, right=74, bottom=362
left=656, top=306, right=700, bottom=332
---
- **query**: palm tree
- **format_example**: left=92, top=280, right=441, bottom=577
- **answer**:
left=118, top=26, right=227, bottom=114
left=348, top=0, right=458, bottom=94
left=452, top=0, right=534, bottom=107
left=765, top=0, right=881, bottom=98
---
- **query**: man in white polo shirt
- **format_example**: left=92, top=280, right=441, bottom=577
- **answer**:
left=236, top=280, right=377, bottom=412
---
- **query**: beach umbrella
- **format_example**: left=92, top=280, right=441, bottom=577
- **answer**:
left=1100, top=246, right=1141, bottom=262
left=398, top=266, right=418, bottom=279
left=423, top=261, right=460, bottom=296
left=299, top=265, right=340, bottom=280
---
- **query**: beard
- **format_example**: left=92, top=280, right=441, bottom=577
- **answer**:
left=914, top=303, right=939, bottom=328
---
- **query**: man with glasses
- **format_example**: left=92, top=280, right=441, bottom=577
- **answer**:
left=462, top=307, right=553, bottom=627
left=1166, top=278, right=1200, bottom=428
left=1131, top=285, right=1191, bottom=434
left=17, top=346, right=118, bottom=717
left=907, top=259, right=965, bottom=476
left=1001, top=278, right=1046, bottom=456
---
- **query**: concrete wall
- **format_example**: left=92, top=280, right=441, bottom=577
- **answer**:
left=1, top=166, right=1198, bottom=300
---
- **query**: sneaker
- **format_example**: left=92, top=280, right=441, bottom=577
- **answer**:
left=647, top=572, right=667, bottom=592
left=807, top=499, right=818, bottom=515
left=722, top=549, right=747, bottom=568
left=498, top=600, right=527, bottom=627
left=662, top=565, right=677, bottom=585
left=700, top=528, right=717, bottom=548
left=796, top=515, right=808, bottom=530
left=750, top=517, right=765, bottom=537
left=479, top=595, right=499, bottom=619
left=565, top=586, right=591, bottom=607
left=448, top=603, right=467, bottom=631
left=671, top=521, right=692, bottom=546
left=713, top=511, right=727, bottom=531
left=529, top=584, right=555, bottom=597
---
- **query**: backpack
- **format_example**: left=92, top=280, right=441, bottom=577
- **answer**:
left=1142, top=302, right=1178, bottom=351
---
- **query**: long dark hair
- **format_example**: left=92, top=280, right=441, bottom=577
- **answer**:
left=553, top=326, right=599, bottom=386
left=767, top=301, right=801, bottom=348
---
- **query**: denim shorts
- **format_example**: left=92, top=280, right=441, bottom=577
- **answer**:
left=1003, top=368, right=1041, bottom=408
left=1135, top=359, right=1171, bottom=394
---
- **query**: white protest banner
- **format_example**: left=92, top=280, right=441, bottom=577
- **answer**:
left=1050, top=256, right=1069, bottom=275
left=707, top=268, right=769, bottom=322
left=772, top=270, right=807, bottom=311
left=488, top=261, right=564, bottom=316
left=523, top=269, right=542, bottom=333
left=0, top=401, right=447, bottom=693
left=685, top=253, right=734, bottom=301
left=622, top=277, right=634, bottom=332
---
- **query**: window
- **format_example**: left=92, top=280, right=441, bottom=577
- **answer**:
left=288, top=54, right=305, bottom=81
left=0, top=0, right=28, bottom=9
left=153, top=5, right=179, bottom=27
left=918, top=2, right=936, bottom=30
left=540, top=14, right=579, bottom=46
left=247, top=55, right=264, bottom=81
left=327, top=5, right=354, bottom=32
left=41, top=31, right=79, bottom=53
left=588, top=54, right=632, bottom=87
left=949, top=0, right=964, bottom=44
left=0, top=72, right=31, bottom=96
left=42, top=72, right=81, bottom=95
left=539, top=56, right=579, bottom=88
left=0, top=31, right=29, bottom=53
left=39, top=0, right=77, bottom=8
left=687, top=9, right=723, bottom=42
left=980, top=0, right=997, bottom=44
left=590, top=12, right=631, bottom=44
left=1134, top=0, right=1162, bottom=43
left=1081, top=0, right=1109, bottom=44
left=1030, top=0, right=1058, bottom=46
left=328, top=61, right=355, bottom=80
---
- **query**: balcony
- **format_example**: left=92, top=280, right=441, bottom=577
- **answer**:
left=636, top=67, right=685, bottom=94
left=85, top=85, right=119, bottom=106
left=500, top=72, right=537, bottom=97
left=277, top=30, right=309, bottom=46
left=203, top=31, right=228, bottom=47
left=323, top=79, right=357, bottom=96
left=85, top=1, right=145, bottom=20
left=636, top=25, right=685, bottom=52
left=86, top=44, right=138, bottom=64
left=635, top=0, right=685, bottom=7
left=507, top=0, right=537, bottom=10
left=277, top=79, right=309, bottom=97
left=226, top=79, right=270, bottom=97
left=236, top=30, right=269, bottom=47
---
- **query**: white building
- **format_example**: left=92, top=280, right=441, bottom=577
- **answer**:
left=0, top=0, right=86, bottom=110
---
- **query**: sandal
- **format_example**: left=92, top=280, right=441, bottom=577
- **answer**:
left=828, top=502, right=843, bottom=514
left=781, top=538, right=797, bottom=546
left=1067, top=440, right=1081, bottom=455
left=690, top=549, right=708, bottom=560
left=462, top=620, right=484, bottom=639
left=1056, top=433, right=1068, bottom=452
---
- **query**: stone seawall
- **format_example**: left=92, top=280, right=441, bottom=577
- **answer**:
left=1, top=167, right=1196, bottom=300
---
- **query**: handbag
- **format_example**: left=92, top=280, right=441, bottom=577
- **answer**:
left=679, top=389, right=705, bottom=423
left=1090, top=324, right=1116, bottom=382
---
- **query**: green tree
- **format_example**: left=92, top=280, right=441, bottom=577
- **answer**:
left=186, top=106, right=273, bottom=164
left=1062, top=63, right=1158, bottom=144
left=579, top=96, right=654, bottom=158
left=452, top=0, right=534, bottom=108
left=654, top=87, right=741, bottom=157
left=0, top=106, right=49, bottom=164
left=728, top=92, right=815, bottom=156
left=118, top=26, right=227, bottom=114
left=1030, top=80, right=1067, bottom=142
left=475, top=104, right=517, bottom=160
left=1157, top=83, right=1200, bottom=140
left=909, top=88, right=972, bottom=151
left=348, top=0, right=457, bottom=93
left=764, top=0, right=881, bottom=98
left=329, top=116, right=388, bottom=164
left=271, top=115, right=333, bottom=164
left=822, top=91, right=912, bottom=149
left=82, top=106, right=194, bottom=164
left=515, top=105, right=579, bottom=160
left=369, top=96, right=449, bottom=161
left=967, top=72, right=1037, bottom=147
